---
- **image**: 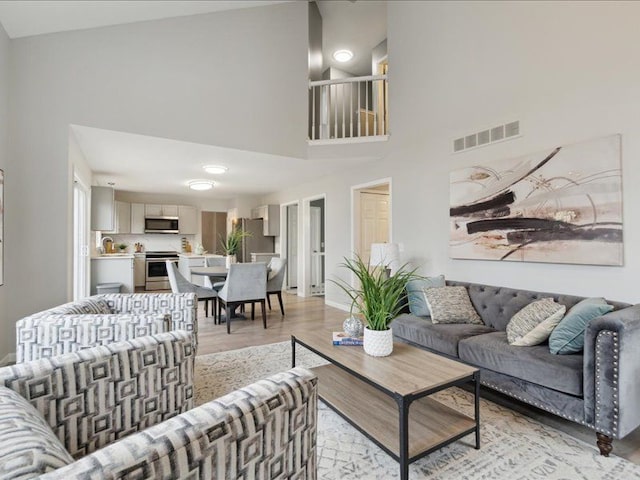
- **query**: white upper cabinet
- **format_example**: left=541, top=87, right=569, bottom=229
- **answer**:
left=178, top=205, right=197, bottom=234
left=116, top=201, right=131, bottom=234
left=251, top=204, right=280, bottom=236
left=90, top=186, right=114, bottom=231
left=103, top=201, right=131, bottom=234
left=130, top=203, right=145, bottom=234
left=145, top=204, right=178, bottom=217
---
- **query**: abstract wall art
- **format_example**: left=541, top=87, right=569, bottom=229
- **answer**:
left=449, top=135, right=623, bottom=266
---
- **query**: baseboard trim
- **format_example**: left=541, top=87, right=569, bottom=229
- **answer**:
left=325, top=299, right=351, bottom=313
left=0, top=352, right=16, bottom=367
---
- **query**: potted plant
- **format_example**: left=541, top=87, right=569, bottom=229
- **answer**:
left=116, top=243, right=128, bottom=253
left=219, top=229, right=251, bottom=268
left=333, top=255, right=419, bottom=357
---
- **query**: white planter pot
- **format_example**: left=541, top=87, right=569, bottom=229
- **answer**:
left=225, top=255, right=236, bottom=269
left=363, top=327, right=393, bottom=357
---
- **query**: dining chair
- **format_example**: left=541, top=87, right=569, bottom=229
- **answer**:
left=205, top=256, right=227, bottom=290
left=166, top=261, right=218, bottom=322
left=266, top=257, right=287, bottom=315
left=217, top=263, right=267, bottom=334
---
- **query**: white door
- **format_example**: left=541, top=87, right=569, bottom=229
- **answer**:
left=359, top=192, right=389, bottom=262
left=310, top=206, right=325, bottom=295
left=287, top=204, right=298, bottom=288
left=73, top=179, right=90, bottom=300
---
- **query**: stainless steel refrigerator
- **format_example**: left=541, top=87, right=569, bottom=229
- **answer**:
left=237, top=218, right=275, bottom=263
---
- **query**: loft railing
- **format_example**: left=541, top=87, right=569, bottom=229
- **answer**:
left=308, top=74, right=388, bottom=143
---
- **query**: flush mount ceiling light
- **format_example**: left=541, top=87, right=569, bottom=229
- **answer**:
left=188, top=180, right=214, bottom=191
left=333, top=49, right=353, bottom=62
left=203, top=165, right=228, bottom=175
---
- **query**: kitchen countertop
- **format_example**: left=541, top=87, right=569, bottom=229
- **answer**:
left=178, top=253, right=224, bottom=258
left=91, top=254, right=135, bottom=260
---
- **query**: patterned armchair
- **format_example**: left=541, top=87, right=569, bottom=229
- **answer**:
left=0, top=331, right=319, bottom=479
left=16, top=292, right=198, bottom=362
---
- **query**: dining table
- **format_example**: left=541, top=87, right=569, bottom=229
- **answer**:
left=189, top=266, right=228, bottom=278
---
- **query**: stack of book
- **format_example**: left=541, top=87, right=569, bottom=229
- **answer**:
left=332, top=331, right=363, bottom=346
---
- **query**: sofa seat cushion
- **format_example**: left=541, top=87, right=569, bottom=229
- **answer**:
left=458, top=332, right=584, bottom=396
left=0, top=387, right=74, bottom=479
left=391, top=314, right=496, bottom=357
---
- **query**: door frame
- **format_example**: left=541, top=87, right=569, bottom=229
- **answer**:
left=351, top=177, right=393, bottom=262
left=279, top=200, right=300, bottom=291
left=72, top=174, right=90, bottom=300
left=301, top=193, right=326, bottom=297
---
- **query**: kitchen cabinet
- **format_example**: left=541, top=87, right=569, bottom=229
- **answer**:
left=134, top=253, right=145, bottom=288
left=145, top=204, right=178, bottom=217
left=90, top=186, right=114, bottom=231
left=250, top=204, right=280, bottom=236
left=91, top=256, right=134, bottom=294
left=103, top=201, right=131, bottom=234
left=178, top=205, right=197, bottom=234
left=131, top=203, right=145, bottom=234
left=178, top=254, right=206, bottom=287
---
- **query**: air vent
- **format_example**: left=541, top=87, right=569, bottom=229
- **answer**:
left=454, top=120, right=520, bottom=153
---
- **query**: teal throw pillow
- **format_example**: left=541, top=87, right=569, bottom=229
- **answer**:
left=406, top=275, right=445, bottom=317
left=549, top=298, right=613, bottom=355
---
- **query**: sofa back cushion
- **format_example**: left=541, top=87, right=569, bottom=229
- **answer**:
left=0, top=387, right=73, bottom=479
left=46, top=298, right=112, bottom=315
left=447, top=280, right=630, bottom=331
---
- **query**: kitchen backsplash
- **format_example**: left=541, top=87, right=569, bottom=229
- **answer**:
left=110, top=234, right=196, bottom=253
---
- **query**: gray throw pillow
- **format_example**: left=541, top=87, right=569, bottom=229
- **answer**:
left=406, top=275, right=445, bottom=317
left=423, top=286, right=483, bottom=324
left=506, top=298, right=566, bottom=346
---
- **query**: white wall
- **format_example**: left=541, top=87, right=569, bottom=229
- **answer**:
left=0, top=23, right=8, bottom=362
left=265, top=1, right=640, bottom=307
left=3, top=2, right=308, bottom=358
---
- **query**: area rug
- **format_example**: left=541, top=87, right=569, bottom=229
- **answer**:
left=194, top=342, right=640, bottom=479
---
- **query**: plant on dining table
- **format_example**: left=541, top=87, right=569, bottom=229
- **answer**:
left=219, top=229, right=251, bottom=256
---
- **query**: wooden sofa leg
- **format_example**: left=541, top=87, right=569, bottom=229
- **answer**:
left=596, top=432, right=613, bottom=457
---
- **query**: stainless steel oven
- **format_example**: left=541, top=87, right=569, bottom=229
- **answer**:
left=145, top=251, right=179, bottom=290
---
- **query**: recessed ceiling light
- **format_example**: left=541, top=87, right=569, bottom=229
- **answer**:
left=203, top=165, right=228, bottom=175
left=333, top=49, right=353, bottom=62
left=188, top=180, right=214, bottom=191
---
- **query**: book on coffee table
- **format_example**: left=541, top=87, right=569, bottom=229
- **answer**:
left=332, top=331, right=363, bottom=346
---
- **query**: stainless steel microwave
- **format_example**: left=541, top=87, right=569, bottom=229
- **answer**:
left=145, top=217, right=179, bottom=234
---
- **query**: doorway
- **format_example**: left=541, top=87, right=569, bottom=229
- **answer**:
left=352, top=179, right=391, bottom=263
left=284, top=202, right=299, bottom=290
left=301, top=194, right=326, bottom=297
left=309, top=198, right=325, bottom=296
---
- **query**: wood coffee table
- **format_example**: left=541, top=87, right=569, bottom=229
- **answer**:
left=292, top=329, right=480, bottom=480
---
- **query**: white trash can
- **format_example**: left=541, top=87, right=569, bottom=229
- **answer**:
left=96, top=283, right=122, bottom=294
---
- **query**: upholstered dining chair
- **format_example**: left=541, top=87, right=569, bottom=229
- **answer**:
left=217, top=263, right=267, bottom=334
left=266, top=257, right=287, bottom=315
left=166, top=260, right=218, bottom=321
left=204, top=256, right=227, bottom=291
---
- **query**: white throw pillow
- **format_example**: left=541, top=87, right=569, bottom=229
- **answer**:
left=507, top=298, right=566, bottom=346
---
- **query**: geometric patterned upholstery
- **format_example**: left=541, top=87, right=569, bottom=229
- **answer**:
left=0, top=331, right=195, bottom=458
left=16, top=293, right=198, bottom=363
left=37, top=367, right=318, bottom=479
left=0, top=387, right=74, bottom=479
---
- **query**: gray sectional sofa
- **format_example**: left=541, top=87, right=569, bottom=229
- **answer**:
left=390, top=280, right=640, bottom=456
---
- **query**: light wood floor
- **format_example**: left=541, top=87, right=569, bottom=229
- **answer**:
left=194, top=292, right=640, bottom=464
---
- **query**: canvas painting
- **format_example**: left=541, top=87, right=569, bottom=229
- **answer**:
left=449, top=135, right=623, bottom=266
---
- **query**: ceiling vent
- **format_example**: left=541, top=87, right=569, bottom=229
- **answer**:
left=453, top=120, right=520, bottom=153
